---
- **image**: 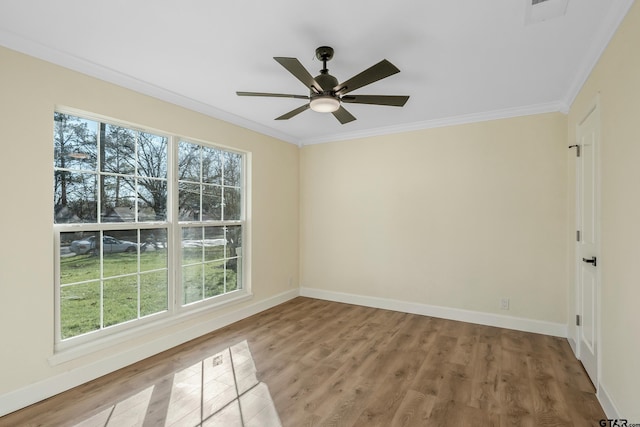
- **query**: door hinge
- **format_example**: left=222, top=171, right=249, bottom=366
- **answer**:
left=568, top=144, right=581, bottom=157
left=576, top=230, right=581, bottom=242
left=576, top=315, right=581, bottom=326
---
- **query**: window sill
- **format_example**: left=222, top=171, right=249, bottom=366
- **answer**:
left=48, top=290, right=253, bottom=366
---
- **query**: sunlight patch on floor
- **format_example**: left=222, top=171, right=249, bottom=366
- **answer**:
left=72, top=340, right=281, bottom=427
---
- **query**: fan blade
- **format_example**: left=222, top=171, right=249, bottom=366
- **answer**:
left=334, top=59, right=400, bottom=95
left=332, top=106, right=356, bottom=124
left=341, top=95, right=409, bottom=107
left=275, top=104, right=310, bottom=120
left=274, top=57, right=325, bottom=92
left=237, top=91, right=309, bottom=100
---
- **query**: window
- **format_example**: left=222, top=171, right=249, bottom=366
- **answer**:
left=178, top=141, right=243, bottom=305
left=54, top=111, right=246, bottom=347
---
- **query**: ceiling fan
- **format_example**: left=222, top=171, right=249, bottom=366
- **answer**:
left=236, top=46, right=409, bottom=124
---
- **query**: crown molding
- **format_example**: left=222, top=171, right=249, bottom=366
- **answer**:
left=299, top=101, right=567, bottom=146
left=562, top=0, right=636, bottom=109
left=0, top=29, right=299, bottom=146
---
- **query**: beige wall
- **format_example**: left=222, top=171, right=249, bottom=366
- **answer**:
left=0, top=46, right=299, bottom=396
left=567, top=1, right=640, bottom=420
left=300, top=113, right=568, bottom=323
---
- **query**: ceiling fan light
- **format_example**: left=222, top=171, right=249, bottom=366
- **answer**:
left=310, top=95, right=340, bottom=113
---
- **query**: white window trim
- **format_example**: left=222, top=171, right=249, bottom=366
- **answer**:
left=52, top=108, right=251, bottom=360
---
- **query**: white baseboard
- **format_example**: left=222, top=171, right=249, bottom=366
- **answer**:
left=568, top=337, right=577, bottom=355
left=299, top=287, right=567, bottom=338
left=598, top=382, right=621, bottom=420
left=0, top=288, right=299, bottom=418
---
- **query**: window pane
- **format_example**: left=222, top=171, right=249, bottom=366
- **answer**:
left=179, top=182, right=201, bottom=221
left=54, top=113, right=98, bottom=172
left=202, top=146, right=222, bottom=184
left=103, top=230, right=139, bottom=276
left=141, top=229, right=167, bottom=271
left=202, top=184, right=221, bottom=220
left=61, top=231, right=100, bottom=283
left=54, top=172, right=98, bottom=223
left=183, top=265, right=203, bottom=304
left=102, top=124, right=135, bottom=175
left=226, top=256, right=242, bottom=292
left=204, top=226, right=225, bottom=261
left=226, top=225, right=242, bottom=259
left=226, top=225, right=242, bottom=291
left=226, top=262, right=238, bottom=292
left=140, top=271, right=167, bottom=316
left=182, top=227, right=203, bottom=265
left=223, top=187, right=241, bottom=220
left=102, top=176, right=136, bottom=222
left=178, top=141, right=200, bottom=182
left=223, top=151, right=242, bottom=187
left=60, top=281, right=100, bottom=339
left=138, top=178, right=167, bottom=221
left=138, top=132, right=168, bottom=178
left=204, top=260, right=225, bottom=298
left=104, top=276, right=138, bottom=327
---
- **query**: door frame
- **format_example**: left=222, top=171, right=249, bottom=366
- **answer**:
left=573, top=95, right=602, bottom=390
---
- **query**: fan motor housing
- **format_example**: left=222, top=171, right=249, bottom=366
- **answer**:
left=313, top=73, right=339, bottom=96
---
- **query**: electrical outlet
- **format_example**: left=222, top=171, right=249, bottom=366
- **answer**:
left=500, top=298, right=510, bottom=310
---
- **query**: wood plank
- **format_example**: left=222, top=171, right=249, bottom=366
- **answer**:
left=390, top=390, right=436, bottom=426
left=469, top=341, right=502, bottom=414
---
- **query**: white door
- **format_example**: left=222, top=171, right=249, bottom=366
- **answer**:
left=576, top=104, right=600, bottom=386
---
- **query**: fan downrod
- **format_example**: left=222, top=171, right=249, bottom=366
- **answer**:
left=315, top=46, right=334, bottom=74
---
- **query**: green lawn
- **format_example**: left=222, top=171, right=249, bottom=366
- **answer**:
left=59, top=249, right=239, bottom=339
left=182, top=261, right=238, bottom=304
left=60, top=251, right=168, bottom=339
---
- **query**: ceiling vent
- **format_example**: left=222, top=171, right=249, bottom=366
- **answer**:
left=525, top=0, right=569, bottom=25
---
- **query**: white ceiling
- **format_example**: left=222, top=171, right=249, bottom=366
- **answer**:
left=0, top=0, right=634, bottom=145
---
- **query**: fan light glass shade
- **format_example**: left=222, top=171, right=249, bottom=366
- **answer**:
left=310, top=95, right=340, bottom=113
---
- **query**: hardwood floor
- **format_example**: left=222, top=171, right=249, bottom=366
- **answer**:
left=0, top=297, right=605, bottom=426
